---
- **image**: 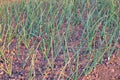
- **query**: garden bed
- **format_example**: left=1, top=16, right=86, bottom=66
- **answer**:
left=0, top=0, right=120, bottom=80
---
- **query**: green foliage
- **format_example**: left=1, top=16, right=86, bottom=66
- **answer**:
left=0, top=0, right=120, bottom=79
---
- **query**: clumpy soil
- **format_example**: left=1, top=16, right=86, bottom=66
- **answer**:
left=82, top=49, right=120, bottom=80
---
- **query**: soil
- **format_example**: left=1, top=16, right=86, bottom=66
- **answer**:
left=0, top=0, right=120, bottom=80
left=0, top=25, right=119, bottom=80
left=82, top=49, right=120, bottom=80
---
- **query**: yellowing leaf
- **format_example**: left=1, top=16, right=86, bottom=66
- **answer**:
left=0, top=24, right=2, bottom=43
left=0, top=24, right=2, bottom=33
